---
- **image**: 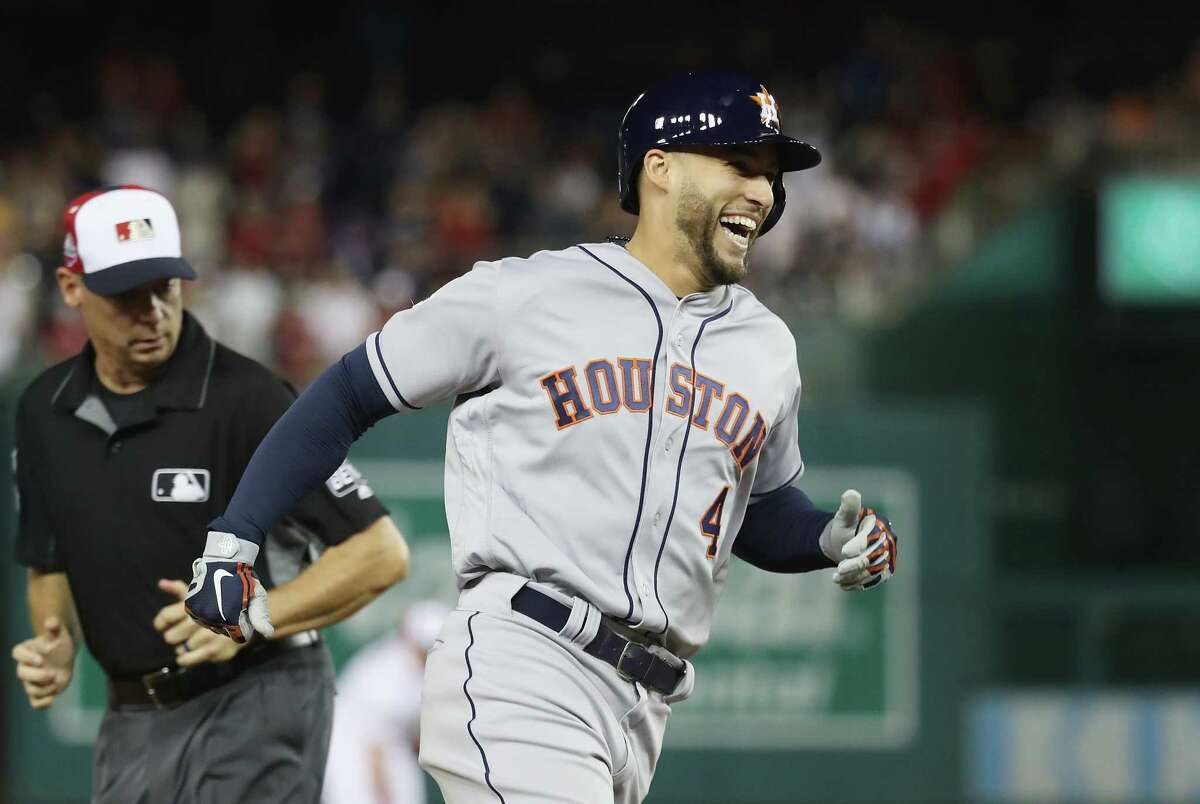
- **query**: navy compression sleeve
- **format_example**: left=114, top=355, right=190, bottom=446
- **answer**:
left=210, top=344, right=395, bottom=546
left=733, top=486, right=837, bottom=572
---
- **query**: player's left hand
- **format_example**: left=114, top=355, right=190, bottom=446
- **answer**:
left=831, top=502, right=898, bottom=591
left=184, top=531, right=274, bottom=644
left=155, top=579, right=244, bottom=665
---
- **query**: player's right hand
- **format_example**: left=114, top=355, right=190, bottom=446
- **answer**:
left=11, top=616, right=76, bottom=709
left=184, top=531, right=274, bottom=644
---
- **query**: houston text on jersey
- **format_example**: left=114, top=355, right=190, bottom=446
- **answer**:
left=538, top=357, right=768, bottom=470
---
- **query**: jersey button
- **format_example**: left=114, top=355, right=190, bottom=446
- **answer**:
left=653, top=511, right=662, bottom=525
left=665, top=436, right=674, bottom=452
left=109, top=441, right=122, bottom=455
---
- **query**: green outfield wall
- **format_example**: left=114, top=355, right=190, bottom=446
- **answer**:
left=2, top=387, right=991, bottom=804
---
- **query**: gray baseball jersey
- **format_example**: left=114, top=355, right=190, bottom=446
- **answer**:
left=366, top=240, right=803, bottom=657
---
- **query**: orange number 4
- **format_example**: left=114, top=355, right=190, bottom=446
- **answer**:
left=700, top=485, right=731, bottom=560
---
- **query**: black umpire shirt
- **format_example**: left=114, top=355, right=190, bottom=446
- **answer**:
left=13, top=312, right=387, bottom=679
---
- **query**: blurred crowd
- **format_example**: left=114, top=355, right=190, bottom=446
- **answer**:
left=2, top=18, right=1199, bottom=388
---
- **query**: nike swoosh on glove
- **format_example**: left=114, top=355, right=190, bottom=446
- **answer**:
left=184, top=531, right=274, bottom=643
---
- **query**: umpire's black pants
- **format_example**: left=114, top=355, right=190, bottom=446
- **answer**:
left=91, top=643, right=335, bottom=804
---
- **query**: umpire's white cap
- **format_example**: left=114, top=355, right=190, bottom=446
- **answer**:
left=62, top=185, right=196, bottom=296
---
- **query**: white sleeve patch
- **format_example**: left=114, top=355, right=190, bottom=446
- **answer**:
left=326, top=461, right=375, bottom=499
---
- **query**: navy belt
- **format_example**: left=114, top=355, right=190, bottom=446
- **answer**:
left=510, top=585, right=685, bottom=695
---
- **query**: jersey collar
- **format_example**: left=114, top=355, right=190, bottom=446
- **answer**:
left=51, top=311, right=218, bottom=418
left=592, top=240, right=732, bottom=314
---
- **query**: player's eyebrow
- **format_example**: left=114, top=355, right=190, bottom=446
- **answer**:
left=723, top=146, right=779, bottom=175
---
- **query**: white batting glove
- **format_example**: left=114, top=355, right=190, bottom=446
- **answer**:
left=821, top=490, right=899, bottom=591
left=820, top=489, right=864, bottom=562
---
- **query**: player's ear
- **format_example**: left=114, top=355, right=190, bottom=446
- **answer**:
left=641, top=148, right=672, bottom=198
left=55, top=267, right=84, bottom=309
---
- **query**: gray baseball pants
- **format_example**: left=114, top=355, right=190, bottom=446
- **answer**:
left=419, top=572, right=692, bottom=804
left=91, top=644, right=335, bottom=804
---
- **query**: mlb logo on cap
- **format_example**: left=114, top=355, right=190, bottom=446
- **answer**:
left=115, top=219, right=155, bottom=242
left=63, top=185, right=196, bottom=296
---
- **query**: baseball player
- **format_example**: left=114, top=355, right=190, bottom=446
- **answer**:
left=322, top=600, right=451, bottom=804
left=184, top=71, right=900, bottom=804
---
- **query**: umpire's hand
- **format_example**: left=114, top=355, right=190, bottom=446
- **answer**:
left=155, top=579, right=244, bottom=665
left=11, top=617, right=76, bottom=709
left=822, top=490, right=899, bottom=591
left=184, top=531, right=274, bottom=644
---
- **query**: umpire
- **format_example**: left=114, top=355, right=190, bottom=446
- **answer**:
left=9, top=186, right=410, bottom=803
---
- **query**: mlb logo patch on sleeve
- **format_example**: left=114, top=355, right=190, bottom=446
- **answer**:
left=116, top=219, right=155, bottom=242
left=152, top=469, right=210, bottom=502
left=326, top=461, right=375, bottom=499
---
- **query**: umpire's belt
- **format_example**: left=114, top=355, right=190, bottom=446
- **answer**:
left=107, top=630, right=320, bottom=710
left=511, top=585, right=685, bottom=695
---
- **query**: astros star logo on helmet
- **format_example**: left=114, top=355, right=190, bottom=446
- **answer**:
left=749, top=85, right=780, bottom=132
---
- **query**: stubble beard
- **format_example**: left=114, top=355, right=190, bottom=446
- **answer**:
left=674, top=181, right=749, bottom=289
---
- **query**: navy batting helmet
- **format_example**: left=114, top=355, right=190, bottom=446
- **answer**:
left=618, top=71, right=821, bottom=236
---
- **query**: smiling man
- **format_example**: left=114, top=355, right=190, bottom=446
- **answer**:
left=183, top=72, right=900, bottom=804
left=629, top=141, right=781, bottom=292
left=10, top=186, right=409, bottom=803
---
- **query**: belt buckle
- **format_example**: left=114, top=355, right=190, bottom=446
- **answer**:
left=615, top=640, right=650, bottom=683
left=141, top=667, right=175, bottom=710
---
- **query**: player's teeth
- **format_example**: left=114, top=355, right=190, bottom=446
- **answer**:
left=719, top=215, right=757, bottom=231
left=722, top=227, right=748, bottom=248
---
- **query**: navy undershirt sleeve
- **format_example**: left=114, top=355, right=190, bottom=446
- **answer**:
left=733, top=486, right=837, bottom=572
left=212, top=343, right=395, bottom=546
